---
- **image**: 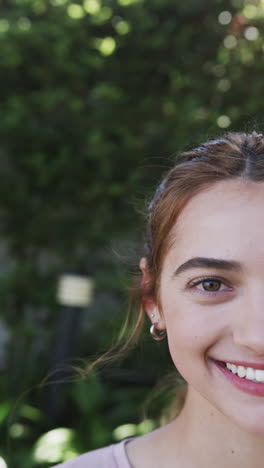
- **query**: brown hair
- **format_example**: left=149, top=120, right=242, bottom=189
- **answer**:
left=126, top=131, right=264, bottom=344
left=85, top=131, right=264, bottom=419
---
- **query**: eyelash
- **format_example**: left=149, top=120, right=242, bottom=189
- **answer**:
left=187, top=276, right=232, bottom=297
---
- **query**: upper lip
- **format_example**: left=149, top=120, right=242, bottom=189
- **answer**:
left=212, top=359, right=264, bottom=370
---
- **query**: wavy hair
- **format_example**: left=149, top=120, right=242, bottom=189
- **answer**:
left=84, top=131, right=264, bottom=420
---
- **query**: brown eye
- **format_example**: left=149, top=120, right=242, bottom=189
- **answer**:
left=187, top=276, right=231, bottom=296
left=202, top=279, right=221, bottom=291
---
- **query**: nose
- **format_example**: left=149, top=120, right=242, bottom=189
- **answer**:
left=233, top=292, right=264, bottom=356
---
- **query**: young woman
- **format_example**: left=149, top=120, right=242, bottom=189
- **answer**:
left=55, top=131, right=264, bottom=468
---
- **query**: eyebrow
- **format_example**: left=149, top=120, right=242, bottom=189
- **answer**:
left=173, top=257, right=243, bottom=277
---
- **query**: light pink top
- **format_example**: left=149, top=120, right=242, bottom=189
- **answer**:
left=53, top=438, right=132, bottom=468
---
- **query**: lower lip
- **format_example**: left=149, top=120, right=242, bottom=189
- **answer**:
left=212, top=360, right=264, bottom=397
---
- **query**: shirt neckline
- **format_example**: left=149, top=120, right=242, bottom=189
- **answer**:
left=112, top=438, right=134, bottom=468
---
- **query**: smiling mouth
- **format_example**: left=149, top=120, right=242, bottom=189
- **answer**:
left=224, top=362, right=264, bottom=383
left=210, top=359, right=264, bottom=396
left=214, top=360, right=264, bottom=383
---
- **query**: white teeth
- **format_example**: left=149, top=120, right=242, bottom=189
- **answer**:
left=237, top=366, right=246, bottom=378
left=255, top=370, right=264, bottom=383
left=246, top=368, right=255, bottom=380
left=224, top=362, right=264, bottom=383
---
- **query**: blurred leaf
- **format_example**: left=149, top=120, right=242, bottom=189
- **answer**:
left=33, top=428, right=79, bottom=464
left=71, top=374, right=107, bottom=414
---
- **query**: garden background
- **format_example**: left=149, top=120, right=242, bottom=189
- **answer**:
left=0, top=0, right=264, bottom=466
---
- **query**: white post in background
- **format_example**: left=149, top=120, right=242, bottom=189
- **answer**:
left=47, top=272, right=94, bottom=425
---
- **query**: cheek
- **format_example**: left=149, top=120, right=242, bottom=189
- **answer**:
left=166, top=322, right=212, bottom=385
left=160, top=279, right=232, bottom=372
left=164, top=303, right=221, bottom=369
left=167, top=323, right=204, bottom=369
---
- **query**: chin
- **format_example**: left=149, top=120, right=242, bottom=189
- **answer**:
left=245, top=423, right=264, bottom=436
left=232, top=414, right=264, bottom=436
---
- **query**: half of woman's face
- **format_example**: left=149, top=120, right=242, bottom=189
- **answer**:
left=159, top=179, right=264, bottom=434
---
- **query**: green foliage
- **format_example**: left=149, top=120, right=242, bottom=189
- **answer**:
left=0, top=0, right=264, bottom=465
left=33, top=428, right=79, bottom=465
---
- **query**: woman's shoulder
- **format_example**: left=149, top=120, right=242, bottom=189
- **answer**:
left=51, top=438, right=133, bottom=468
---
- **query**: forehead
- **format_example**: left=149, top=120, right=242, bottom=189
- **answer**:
left=166, top=179, right=264, bottom=265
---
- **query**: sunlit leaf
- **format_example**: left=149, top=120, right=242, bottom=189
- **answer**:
left=33, top=428, right=79, bottom=464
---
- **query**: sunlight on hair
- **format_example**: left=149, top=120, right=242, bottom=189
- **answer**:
left=223, top=35, right=237, bottom=49
left=83, top=0, right=101, bottom=14
left=244, top=26, right=259, bottom=41
left=67, top=3, right=85, bottom=19
left=33, top=428, right=79, bottom=464
left=217, top=115, right=231, bottom=128
left=218, top=11, right=232, bottom=25
left=0, top=458, right=7, bottom=468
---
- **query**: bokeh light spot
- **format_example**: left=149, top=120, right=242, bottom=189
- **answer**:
left=217, top=78, right=231, bottom=92
left=51, top=0, right=68, bottom=5
left=0, top=20, right=9, bottom=33
left=118, top=0, right=142, bottom=5
left=97, top=37, right=116, bottom=56
left=33, top=0, right=47, bottom=13
left=113, top=424, right=137, bottom=440
left=244, top=26, right=259, bottom=41
left=67, top=4, right=85, bottom=19
left=9, top=423, right=26, bottom=438
left=115, top=20, right=131, bottom=34
left=17, top=17, right=32, bottom=31
left=113, top=419, right=155, bottom=441
left=243, top=4, right=258, bottom=19
left=92, top=6, right=112, bottom=23
left=138, top=419, right=155, bottom=434
left=217, top=115, right=231, bottom=128
left=83, top=0, right=101, bottom=14
left=0, top=457, right=7, bottom=468
left=33, top=428, right=76, bottom=464
left=218, top=11, right=232, bottom=25
left=223, top=35, right=237, bottom=49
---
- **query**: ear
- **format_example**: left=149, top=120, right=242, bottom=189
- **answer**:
left=139, top=257, right=166, bottom=331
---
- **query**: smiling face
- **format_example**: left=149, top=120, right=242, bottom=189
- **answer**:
left=154, top=179, right=264, bottom=434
